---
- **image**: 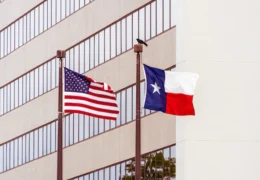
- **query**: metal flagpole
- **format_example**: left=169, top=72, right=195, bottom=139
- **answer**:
left=134, top=44, right=143, bottom=180
left=57, top=50, right=65, bottom=180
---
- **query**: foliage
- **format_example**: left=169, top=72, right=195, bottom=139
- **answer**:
left=122, top=152, right=176, bottom=180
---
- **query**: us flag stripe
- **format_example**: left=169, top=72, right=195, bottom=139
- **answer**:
left=88, top=88, right=115, bottom=97
left=87, top=92, right=116, bottom=100
left=64, top=103, right=119, bottom=114
left=64, top=97, right=119, bottom=110
left=64, top=92, right=116, bottom=103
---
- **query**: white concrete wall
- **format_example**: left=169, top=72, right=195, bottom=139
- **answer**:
left=0, top=0, right=151, bottom=87
left=0, top=0, right=43, bottom=30
left=176, top=0, right=260, bottom=180
left=0, top=28, right=176, bottom=146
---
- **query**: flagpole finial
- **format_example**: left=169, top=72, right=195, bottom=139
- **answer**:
left=134, top=44, right=143, bottom=53
left=57, top=50, right=66, bottom=58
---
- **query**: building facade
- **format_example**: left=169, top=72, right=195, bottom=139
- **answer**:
left=0, top=0, right=177, bottom=179
left=1, top=0, right=259, bottom=180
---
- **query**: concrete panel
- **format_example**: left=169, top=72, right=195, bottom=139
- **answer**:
left=0, top=0, right=42, bottom=30
left=63, top=112, right=176, bottom=179
left=0, top=153, right=56, bottom=180
left=177, top=141, right=260, bottom=180
left=0, top=28, right=176, bottom=144
left=0, top=0, right=151, bottom=87
left=176, top=0, right=260, bottom=179
left=176, top=0, right=260, bottom=64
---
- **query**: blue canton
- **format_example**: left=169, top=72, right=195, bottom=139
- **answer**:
left=64, top=68, right=90, bottom=94
left=143, top=64, right=166, bottom=112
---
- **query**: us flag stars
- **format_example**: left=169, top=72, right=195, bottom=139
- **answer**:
left=64, top=67, right=90, bottom=94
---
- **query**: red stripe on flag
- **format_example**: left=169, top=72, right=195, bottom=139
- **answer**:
left=64, top=110, right=117, bottom=120
left=64, top=95, right=117, bottom=107
left=65, top=102, right=119, bottom=114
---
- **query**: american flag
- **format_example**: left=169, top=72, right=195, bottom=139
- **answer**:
left=64, top=67, right=119, bottom=120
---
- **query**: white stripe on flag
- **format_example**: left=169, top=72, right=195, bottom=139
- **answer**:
left=88, top=88, right=114, bottom=97
left=90, top=83, right=103, bottom=88
left=164, top=71, right=199, bottom=95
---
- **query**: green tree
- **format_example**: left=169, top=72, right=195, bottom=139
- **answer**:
left=122, top=152, right=176, bottom=180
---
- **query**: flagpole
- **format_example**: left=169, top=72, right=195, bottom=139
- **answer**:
left=134, top=44, right=143, bottom=180
left=57, top=50, right=65, bottom=180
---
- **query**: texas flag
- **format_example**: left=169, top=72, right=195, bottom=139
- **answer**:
left=143, top=64, right=199, bottom=116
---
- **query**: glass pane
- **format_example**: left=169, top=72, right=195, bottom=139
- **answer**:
left=126, top=88, right=132, bottom=122
left=38, top=128, right=43, bottom=157
left=139, top=8, right=145, bottom=41
left=133, top=12, right=139, bottom=44
left=121, top=91, right=126, bottom=124
left=0, top=88, right=3, bottom=115
left=30, top=71, right=34, bottom=100
left=89, top=117, right=94, bottom=137
left=110, top=25, right=116, bottom=58
left=31, top=11, right=35, bottom=39
left=79, top=114, right=84, bottom=141
left=164, top=0, right=170, bottom=30
left=99, top=118, right=104, bottom=134
left=65, top=116, right=70, bottom=147
left=116, top=93, right=121, bottom=126
left=51, top=122, right=56, bottom=152
left=104, top=29, right=110, bottom=61
left=99, top=31, right=104, bottom=64
left=74, top=45, right=79, bottom=71
left=57, top=0, right=61, bottom=22
left=126, top=15, right=132, bottom=50
left=121, top=19, right=126, bottom=52
left=29, top=132, right=34, bottom=161
left=84, top=40, right=90, bottom=71
left=74, top=114, right=79, bottom=143
left=35, top=69, right=39, bottom=97
left=94, top=34, right=99, bottom=67
left=157, top=0, right=163, bottom=34
left=10, top=82, right=14, bottom=110
left=39, top=4, right=44, bottom=33
left=34, top=130, right=39, bottom=159
left=99, top=170, right=104, bottom=180
left=35, top=8, right=39, bottom=36
left=84, top=116, right=90, bottom=139
left=51, top=59, right=56, bottom=89
left=171, top=0, right=177, bottom=27
left=116, top=22, right=121, bottom=55
left=151, top=2, right=156, bottom=37
left=79, top=43, right=85, bottom=73
left=39, top=66, right=43, bottom=95
left=69, top=115, right=74, bottom=145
